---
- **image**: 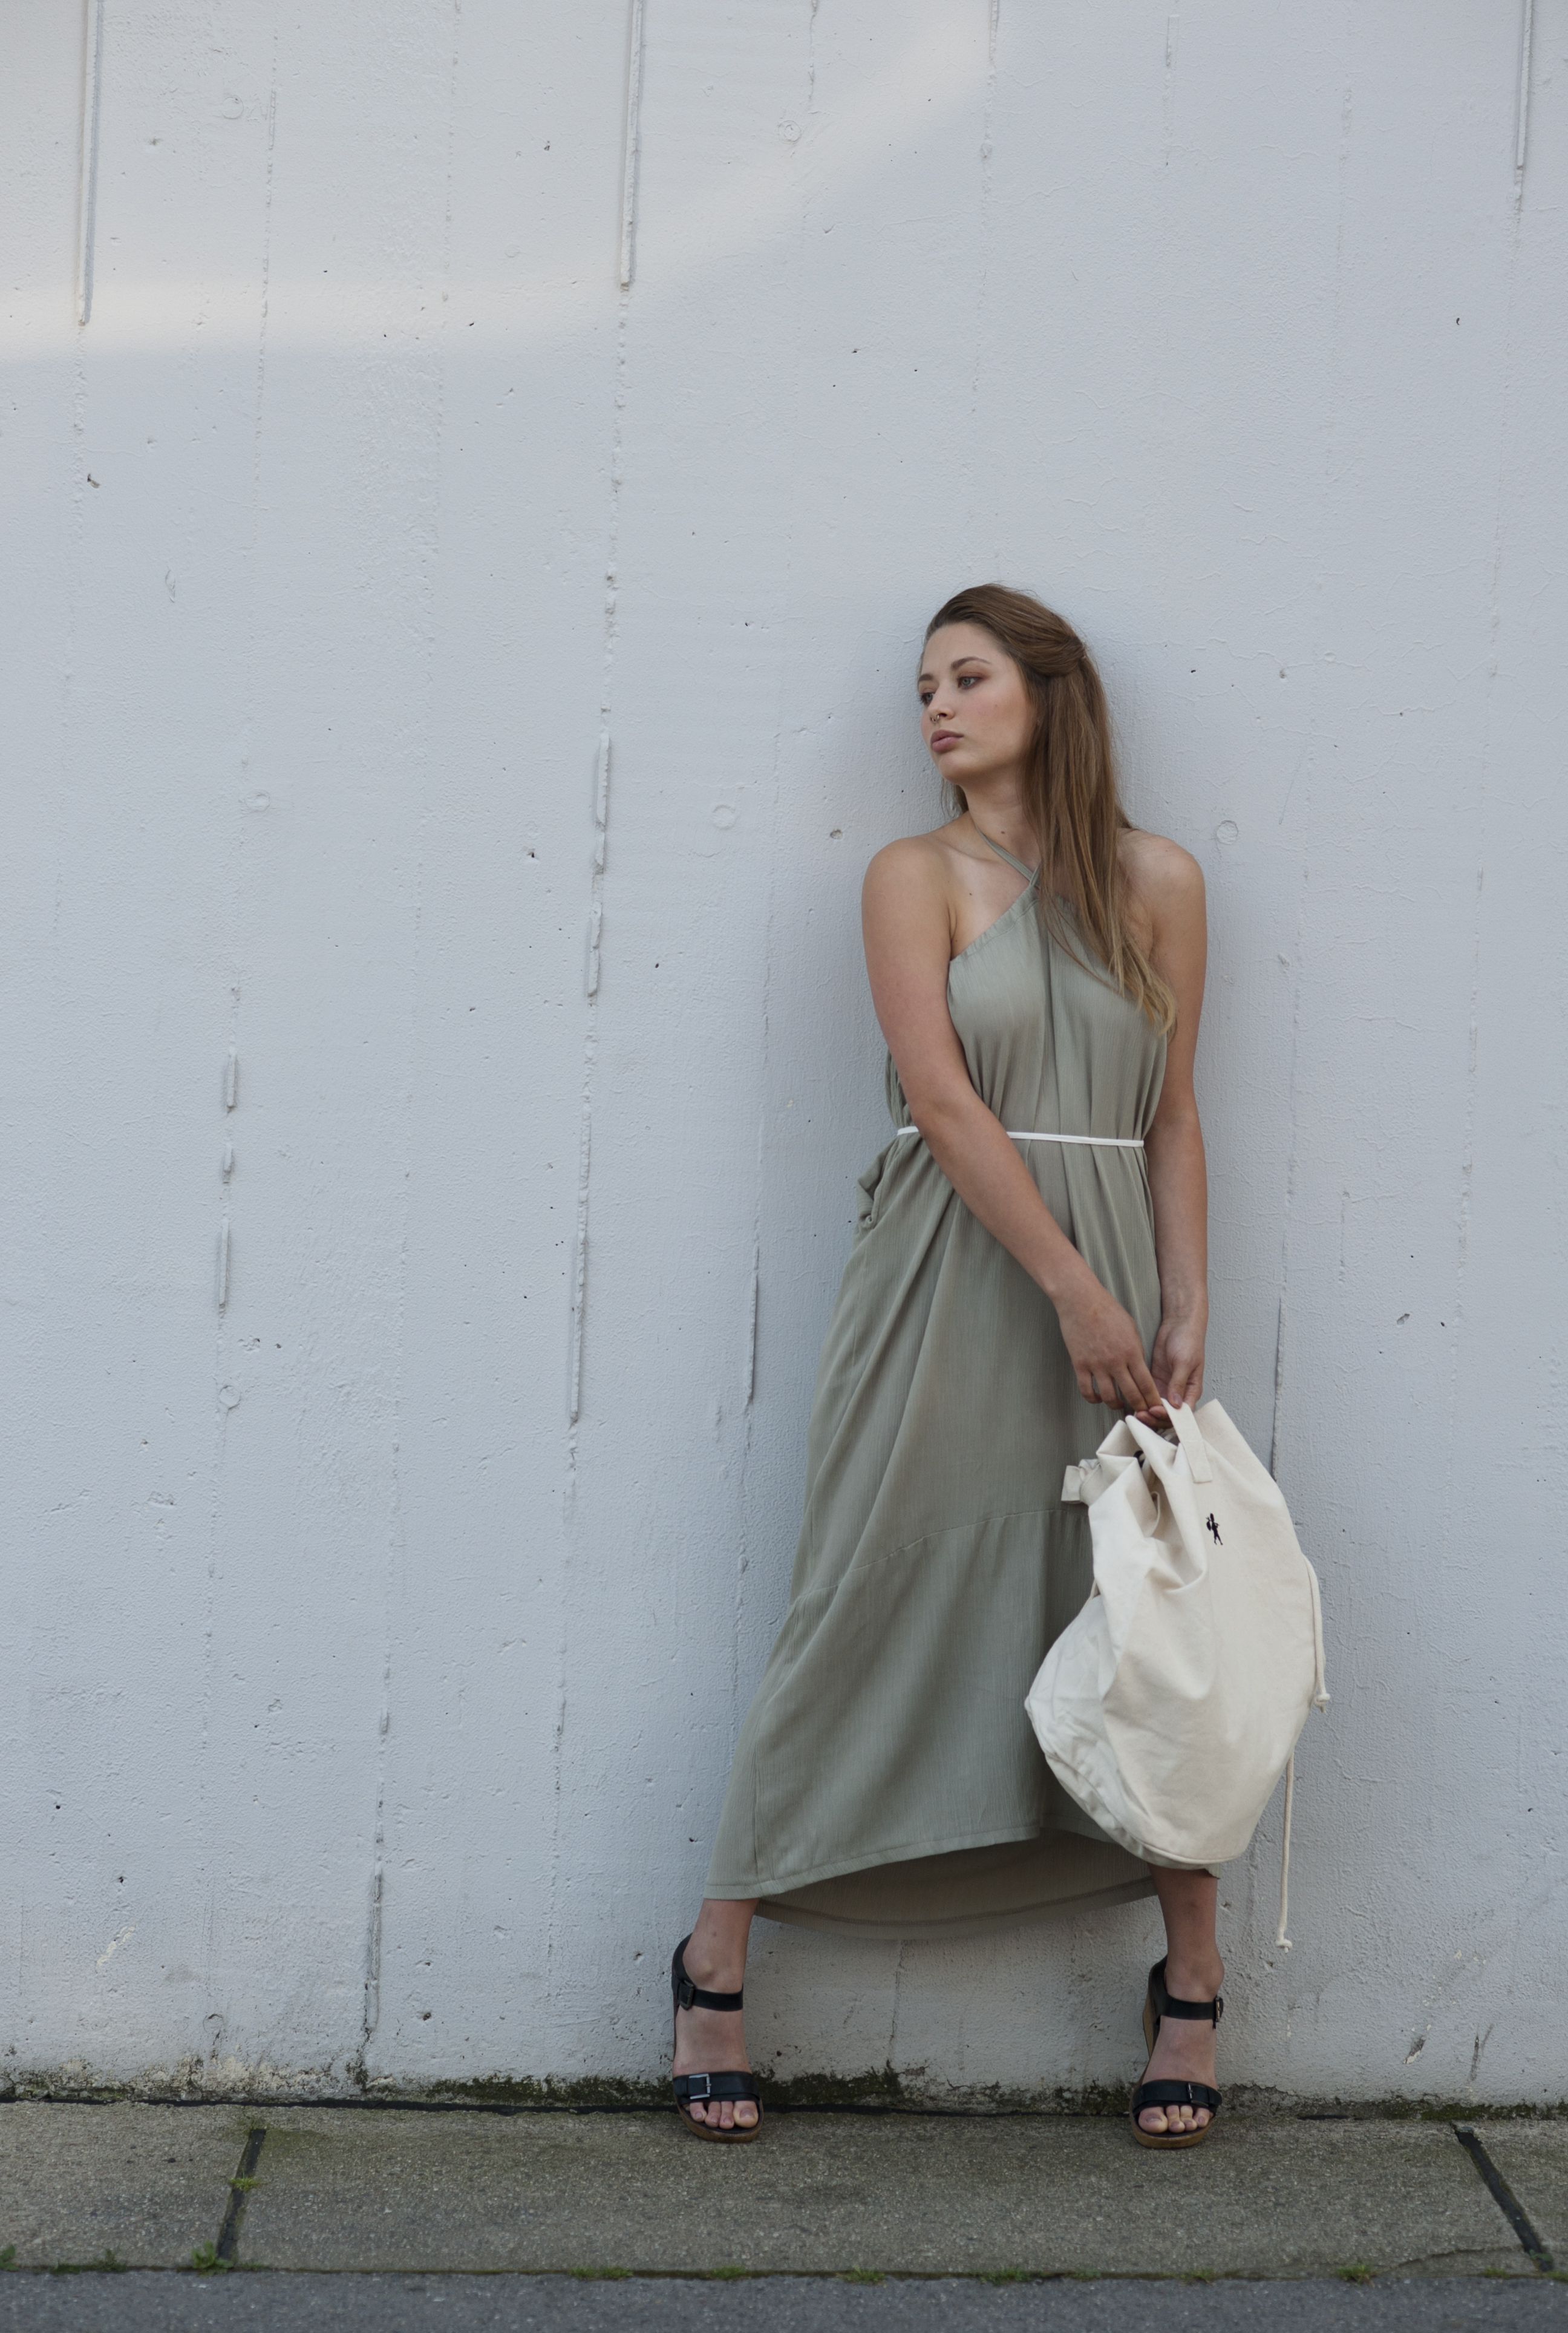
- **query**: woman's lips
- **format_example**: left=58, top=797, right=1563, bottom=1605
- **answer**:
left=930, top=733, right=961, bottom=752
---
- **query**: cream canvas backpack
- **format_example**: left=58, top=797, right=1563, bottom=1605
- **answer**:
left=1025, top=1400, right=1328, bottom=1945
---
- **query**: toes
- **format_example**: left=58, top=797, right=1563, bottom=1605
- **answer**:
left=1140, top=2104, right=1214, bottom=2135
left=687, top=2097, right=757, bottom=2132
left=681, top=2090, right=758, bottom=2132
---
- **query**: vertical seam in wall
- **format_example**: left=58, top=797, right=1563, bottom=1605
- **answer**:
left=74, top=0, right=105, bottom=325
left=562, top=397, right=627, bottom=1461
left=1251, top=11, right=1354, bottom=1934
left=570, top=729, right=611, bottom=1425
left=1514, top=0, right=1535, bottom=188
left=963, top=0, right=999, bottom=565
left=567, top=0, right=642, bottom=1456
left=553, top=8, right=641, bottom=2021
left=728, top=0, right=817, bottom=1735
left=199, top=24, right=281, bottom=2057
left=358, top=0, right=466, bottom=2086
left=1269, top=16, right=1355, bottom=1490
left=1162, top=4, right=1180, bottom=161
left=1151, top=2, right=1178, bottom=623
left=359, top=1766, right=385, bottom=2075
left=619, top=0, right=645, bottom=287
left=1437, top=64, right=1527, bottom=1660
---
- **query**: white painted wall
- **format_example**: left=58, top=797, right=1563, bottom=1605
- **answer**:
left=5, top=0, right=1564, bottom=2107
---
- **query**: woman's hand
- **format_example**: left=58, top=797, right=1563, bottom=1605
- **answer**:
left=1150, top=1312, right=1206, bottom=1415
left=1054, top=1274, right=1163, bottom=1416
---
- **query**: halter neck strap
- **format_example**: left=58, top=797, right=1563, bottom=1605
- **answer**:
left=978, top=831, right=1040, bottom=884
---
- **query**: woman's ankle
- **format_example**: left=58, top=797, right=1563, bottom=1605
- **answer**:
left=1163, top=1949, right=1224, bottom=2001
left=682, top=1902, right=755, bottom=1991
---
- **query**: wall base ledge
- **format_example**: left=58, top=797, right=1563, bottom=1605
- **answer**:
left=4, top=2069, right=1566, bottom=2121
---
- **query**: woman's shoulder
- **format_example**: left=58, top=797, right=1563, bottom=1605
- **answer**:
left=863, top=825, right=967, bottom=905
left=1118, top=826, right=1205, bottom=922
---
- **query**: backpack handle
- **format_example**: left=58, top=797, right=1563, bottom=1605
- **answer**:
left=1162, top=1401, right=1214, bottom=1484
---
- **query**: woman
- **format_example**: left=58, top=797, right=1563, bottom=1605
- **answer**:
left=670, top=586, right=1220, bottom=2148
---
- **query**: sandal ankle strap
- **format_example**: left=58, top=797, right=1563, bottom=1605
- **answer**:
left=673, top=1936, right=744, bottom=2014
left=1149, top=1955, right=1223, bottom=2026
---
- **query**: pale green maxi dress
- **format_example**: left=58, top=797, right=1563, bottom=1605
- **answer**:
left=705, top=837, right=1168, bottom=1940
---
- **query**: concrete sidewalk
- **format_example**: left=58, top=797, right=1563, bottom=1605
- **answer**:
left=2, top=2102, right=1566, bottom=2323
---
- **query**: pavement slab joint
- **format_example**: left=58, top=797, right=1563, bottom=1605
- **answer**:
left=1453, top=2123, right=1556, bottom=2272
left=215, top=2127, right=269, bottom=2268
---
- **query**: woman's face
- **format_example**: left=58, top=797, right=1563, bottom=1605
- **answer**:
left=917, top=623, right=1034, bottom=793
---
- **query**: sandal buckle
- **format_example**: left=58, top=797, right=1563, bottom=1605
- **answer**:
left=685, top=2074, right=711, bottom=2101
left=676, top=1977, right=696, bottom=2012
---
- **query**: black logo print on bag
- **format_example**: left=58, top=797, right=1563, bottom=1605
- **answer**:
left=1206, top=1513, right=1222, bottom=1545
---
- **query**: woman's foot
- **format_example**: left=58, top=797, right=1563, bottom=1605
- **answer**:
left=671, top=1924, right=758, bottom=2133
left=1137, top=1949, right=1223, bottom=2136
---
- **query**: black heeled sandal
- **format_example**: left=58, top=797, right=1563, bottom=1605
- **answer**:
left=1129, top=1955, right=1223, bottom=2151
left=670, top=1935, right=763, bottom=2144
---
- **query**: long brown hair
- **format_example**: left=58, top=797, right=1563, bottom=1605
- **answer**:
left=925, top=583, right=1175, bottom=1035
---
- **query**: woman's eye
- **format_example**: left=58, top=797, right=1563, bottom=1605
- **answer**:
left=957, top=675, right=978, bottom=688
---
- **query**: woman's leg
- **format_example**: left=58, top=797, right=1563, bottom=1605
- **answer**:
left=673, top=1898, right=759, bottom=2131
left=1139, top=1869, right=1225, bottom=2136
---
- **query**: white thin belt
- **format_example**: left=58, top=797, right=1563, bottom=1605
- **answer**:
left=889, top=1127, right=1144, bottom=1151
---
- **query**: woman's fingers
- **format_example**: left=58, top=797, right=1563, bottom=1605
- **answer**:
left=1112, top=1358, right=1161, bottom=1413
left=1080, top=1356, right=1162, bottom=1412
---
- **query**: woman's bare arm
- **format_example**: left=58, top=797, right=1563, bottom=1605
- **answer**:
left=1123, top=833, right=1209, bottom=1410
left=862, top=838, right=1162, bottom=1416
